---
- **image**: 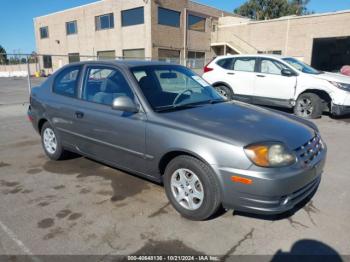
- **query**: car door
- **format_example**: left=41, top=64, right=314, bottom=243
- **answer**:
left=253, top=58, right=297, bottom=107
left=225, top=57, right=257, bottom=102
left=73, top=64, right=147, bottom=174
left=46, top=65, right=84, bottom=148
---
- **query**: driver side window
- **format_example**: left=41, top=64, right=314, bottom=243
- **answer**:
left=260, top=59, right=288, bottom=75
left=82, top=66, right=134, bottom=106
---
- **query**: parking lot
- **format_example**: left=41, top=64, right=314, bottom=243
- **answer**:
left=0, top=77, right=350, bottom=259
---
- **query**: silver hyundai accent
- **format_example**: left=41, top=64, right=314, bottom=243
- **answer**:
left=28, top=61, right=327, bottom=220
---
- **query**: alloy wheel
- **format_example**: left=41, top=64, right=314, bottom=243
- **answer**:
left=216, top=87, right=228, bottom=99
left=296, top=98, right=314, bottom=117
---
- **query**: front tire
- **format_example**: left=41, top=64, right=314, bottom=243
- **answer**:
left=163, top=156, right=222, bottom=221
left=214, top=85, right=233, bottom=100
left=41, top=122, right=67, bottom=160
left=294, top=93, right=323, bottom=119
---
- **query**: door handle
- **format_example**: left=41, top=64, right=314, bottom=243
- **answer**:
left=256, top=74, right=266, bottom=78
left=75, top=111, right=84, bottom=119
left=227, top=72, right=235, bottom=75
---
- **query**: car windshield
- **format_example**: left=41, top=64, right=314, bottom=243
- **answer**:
left=282, top=57, right=322, bottom=75
left=131, top=65, right=224, bottom=112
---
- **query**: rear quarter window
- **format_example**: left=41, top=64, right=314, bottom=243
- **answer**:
left=53, top=66, right=81, bottom=97
left=216, top=58, right=234, bottom=70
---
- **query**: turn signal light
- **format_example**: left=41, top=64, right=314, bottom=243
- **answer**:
left=231, top=176, right=253, bottom=185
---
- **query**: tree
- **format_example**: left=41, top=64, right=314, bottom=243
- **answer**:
left=0, top=45, right=7, bottom=65
left=289, top=0, right=312, bottom=15
left=234, top=0, right=312, bottom=20
left=28, top=52, right=38, bottom=64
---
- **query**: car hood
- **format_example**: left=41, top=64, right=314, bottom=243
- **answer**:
left=160, top=102, right=316, bottom=150
left=312, top=72, right=350, bottom=84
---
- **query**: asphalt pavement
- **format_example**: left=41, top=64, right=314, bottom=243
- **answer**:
left=0, top=77, right=349, bottom=260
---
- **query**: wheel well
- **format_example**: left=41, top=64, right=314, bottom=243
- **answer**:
left=158, top=151, right=200, bottom=176
left=38, top=118, right=48, bottom=133
left=212, top=82, right=230, bottom=88
left=299, top=90, right=332, bottom=103
left=299, top=90, right=332, bottom=109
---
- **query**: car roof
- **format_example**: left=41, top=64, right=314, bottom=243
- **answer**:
left=215, top=54, right=290, bottom=60
left=71, top=59, right=178, bottom=68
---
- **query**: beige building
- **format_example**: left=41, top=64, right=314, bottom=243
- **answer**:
left=212, top=10, right=350, bottom=71
left=34, top=0, right=350, bottom=73
left=34, top=0, right=235, bottom=72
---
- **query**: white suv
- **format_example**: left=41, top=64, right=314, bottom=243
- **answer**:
left=202, top=54, right=350, bottom=118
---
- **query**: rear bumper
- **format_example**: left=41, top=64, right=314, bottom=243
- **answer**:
left=215, top=150, right=326, bottom=215
left=27, top=105, right=39, bottom=133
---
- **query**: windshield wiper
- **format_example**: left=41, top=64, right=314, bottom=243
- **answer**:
left=154, top=103, right=199, bottom=113
left=154, top=99, right=226, bottom=113
left=206, top=98, right=226, bottom=104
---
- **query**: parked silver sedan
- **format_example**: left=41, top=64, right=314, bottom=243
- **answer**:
left=28, top=60, right=327, bottom=220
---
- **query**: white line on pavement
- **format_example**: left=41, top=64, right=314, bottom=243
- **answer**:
left=0, top=219, right=41, bottom=262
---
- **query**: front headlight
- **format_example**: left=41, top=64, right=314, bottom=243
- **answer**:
left=329, top=81, right=350, bottom=91
left=244, top=143, right=296, bottom=168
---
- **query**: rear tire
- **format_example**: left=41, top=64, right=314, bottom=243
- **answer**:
left=163, top=155, right=222, bottom=221
left=294, top=93, right=323, bottom=119
left=41, top=122, right=68, bottom=160
left=214, top=85, right=233, bottom=100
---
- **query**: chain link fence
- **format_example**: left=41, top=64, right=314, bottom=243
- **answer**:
left=0, top=53, right=210, bottom=92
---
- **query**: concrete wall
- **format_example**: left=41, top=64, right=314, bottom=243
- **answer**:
left=216, top=11, right=350, bottom=64
left=0, top=64, right=38, bottom=77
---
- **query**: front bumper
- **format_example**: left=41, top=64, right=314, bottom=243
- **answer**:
left=331, top=104, right=350, bottom=116
left=215, top=149, right=326, bottom=215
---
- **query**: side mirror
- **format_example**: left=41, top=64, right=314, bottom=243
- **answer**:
left=281, top=68, right=296, bottom=77
left=112, top=96, right=139, bottom=113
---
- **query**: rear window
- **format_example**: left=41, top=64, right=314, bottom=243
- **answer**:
left=216, top=58, right=234, bottom=70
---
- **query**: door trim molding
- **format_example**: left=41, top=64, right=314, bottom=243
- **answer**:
left=57, top=127, right=154, bottom=160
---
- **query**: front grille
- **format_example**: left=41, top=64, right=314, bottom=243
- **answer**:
left=289, top=177, right=320, bottom=202
left=295, top=134, right=323, bottom=165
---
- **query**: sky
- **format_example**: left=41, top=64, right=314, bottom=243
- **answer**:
left=0, top=0, right=350, bottom=54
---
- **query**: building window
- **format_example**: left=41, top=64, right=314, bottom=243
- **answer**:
left=187, top=51, right=205, bottom=69
left=158, top=49, right=181, bottom=64
left=260, top=50, right=282, bottom=55
left=40, top=27, right=49, bottom=39
left=53, top=66, right=81, bottom=98
left=97, top=50, right=116, bottom=60
left=43, top=55, right=52, bottom=68
left=123, top=49, right=145, bottom=59
left=66, top=21, right=77, bottom=35
left=158, top=7, right=180, bottom=28
left=188, top=14, right=206, bottom=32
left=269, top=50, right=282, bottom=55
left=122, top=7, right=144, bottom=27
left=95, top=13, right=114, bottom=31
left=68, top=53, right=80, bottom=63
